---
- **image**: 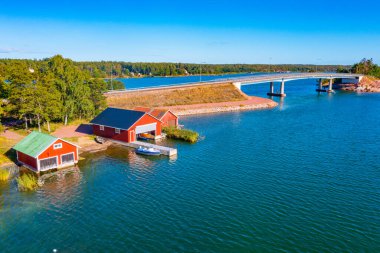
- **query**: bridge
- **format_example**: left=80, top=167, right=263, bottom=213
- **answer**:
left=228, top=73, right=364, bottom=97
left=105, top=72, right=363, bottom=97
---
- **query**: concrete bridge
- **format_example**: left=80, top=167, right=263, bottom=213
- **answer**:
left=105, top=72, right=363, bottom=97
left=230, top=73, right=364, bottom=97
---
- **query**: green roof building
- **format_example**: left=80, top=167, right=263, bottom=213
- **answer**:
left=13, top=131, right=80, bottom=172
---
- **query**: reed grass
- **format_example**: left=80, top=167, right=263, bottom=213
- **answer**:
left=0, top=168, right=11, bottom=181
left=17, top=173, right=38, bottom=191
left=163, top=127, right=199, bottom=143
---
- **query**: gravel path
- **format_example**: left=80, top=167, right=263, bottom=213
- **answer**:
left=52, top=124, right=93, bottom=138
left=0, top=130, right=24, bottom=141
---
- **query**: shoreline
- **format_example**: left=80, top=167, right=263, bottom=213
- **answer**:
left=1, top=94, right=277, bottom=168
left=161, top=96, right=278, bottom=116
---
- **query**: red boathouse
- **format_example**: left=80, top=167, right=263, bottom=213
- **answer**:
left=13, top=131, right=80, bottom=172
left=90, top=107, right=162, bottom=143
left=134, top=107, right=178, bottom=128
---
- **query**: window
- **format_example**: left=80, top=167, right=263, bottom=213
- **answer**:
left=53, top=143, right=62, bottom=149
left=99, top=125, right=104, bottom=131
left=115, top=128, right=120, bottom=134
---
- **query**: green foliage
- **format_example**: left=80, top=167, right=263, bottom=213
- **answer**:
left=0, top=168, right=11, bottom=181
left=106, top=79, right=125, bottom=90
left=73, top=62, right=344, bottom=78
left=17, top=173, right=38, bottom=191
left=163, top=127, right=199, bottom=143
left=351, top=58, right=380, bottom=78
left=0, top=55, right=108, bottom=130
left=336, top=66, right=350, bottom=73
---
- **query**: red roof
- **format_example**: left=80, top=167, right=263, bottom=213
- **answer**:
left=134, top=107, right=176, bottom=120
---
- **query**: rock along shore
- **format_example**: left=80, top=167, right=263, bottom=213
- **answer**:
left=162, top=96, right=278, bottom=116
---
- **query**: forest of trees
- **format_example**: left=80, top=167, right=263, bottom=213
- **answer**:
left=73, top=61, right=347, bottom=78
left=0, top=55, right=107, bottom=132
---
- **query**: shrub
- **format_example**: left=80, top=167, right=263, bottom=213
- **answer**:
left=0, top=168, right=11, bottom=181
left=163, top=127, right=199, bottom=143
left=17, top=173, right=38, bottom=191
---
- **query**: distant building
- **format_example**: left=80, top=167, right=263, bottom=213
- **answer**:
left=90, top=107, right=162, bottom=143
left=134, top=107, right=178, bottom=128
left=13, top=131, right=79, bottom=172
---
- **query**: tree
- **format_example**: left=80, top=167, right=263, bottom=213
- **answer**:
left=46, top=55, right=87, bottom=125
left=35, top=78, right=62, bottom=132
left=351, top=58, right=380, bottom=78
left=88, top=79, right=107, bottom=114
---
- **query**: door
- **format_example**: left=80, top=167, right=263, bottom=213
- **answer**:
left=135, top=123, right=156, bottom=134
left=61, top=153, right=75, bottom=165
left=129, top=130, right=135, bottom=142
left=39, top=157, right=58, bottom=171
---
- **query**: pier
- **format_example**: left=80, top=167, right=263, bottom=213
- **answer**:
left=110, top=139, right=178, bottom=156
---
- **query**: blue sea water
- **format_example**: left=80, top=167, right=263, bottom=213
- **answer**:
left=0, top=78, right=379, bottom=252
left=116, top=73, right=254, bottom=89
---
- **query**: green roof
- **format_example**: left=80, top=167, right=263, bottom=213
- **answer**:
left=13, top=131, right=58, bottom=158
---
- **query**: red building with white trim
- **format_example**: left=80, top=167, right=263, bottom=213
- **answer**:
left=13, top=131, right=79, bottom=172
left=90, top=107, right=162, bottom=143
left=134, top=107, right=178, bottom=128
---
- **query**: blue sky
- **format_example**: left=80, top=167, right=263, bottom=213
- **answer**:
left=1, top=0, right=379, bottom=64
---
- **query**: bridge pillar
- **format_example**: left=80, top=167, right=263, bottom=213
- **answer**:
left=316, top=78, right=326, bottom=92
left=327, top=78, right=333, bottom=93
left=267, top=80, right=286, bottom=97
left=280, top=79, right=286, bottom=96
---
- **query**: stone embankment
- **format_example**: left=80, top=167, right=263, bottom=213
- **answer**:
left=162, top=96, right=278, bottom=116
left=336, top=76, right=380, bottom=93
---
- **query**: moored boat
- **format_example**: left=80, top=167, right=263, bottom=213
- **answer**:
left=95, top=136, right=106, bottom=144
left=138, top=133, right=155, bottom=140
left=135, top=146, right=161, bottom=156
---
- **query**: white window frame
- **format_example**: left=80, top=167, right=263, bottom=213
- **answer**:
left=53, top=143, right=62, bottom=149
left=61, top=152, right=75, bottom=165
left=99, top=125, right=104, bottom=131
left=115, top=128, right=121, bottom=134
left=38, top=156, right=58, bottom=171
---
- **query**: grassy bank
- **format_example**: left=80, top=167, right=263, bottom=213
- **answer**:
left=106, top=83, right=248, bottom=109
left=0, top=168, right=11, bottom=181
left=163, top=127, right=199, bottom=143
left=17, top=173, right=38, bottom=191
left=0, top=136, right=18, bottom=166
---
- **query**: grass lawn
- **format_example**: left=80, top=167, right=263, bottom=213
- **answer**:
left=0, top=136, right=18, bottom=166
left=8, top=118, right=90, bottom=136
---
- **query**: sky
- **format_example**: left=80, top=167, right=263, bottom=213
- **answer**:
left=1, top=0, right=380, bottom=64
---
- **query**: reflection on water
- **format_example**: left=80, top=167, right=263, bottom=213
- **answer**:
left=1, top=79, right=380, bottom=252
left=38, top=166, right=83, bottom=206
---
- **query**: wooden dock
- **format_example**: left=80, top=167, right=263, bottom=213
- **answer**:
left=110, top=139, right=177, bottom=156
